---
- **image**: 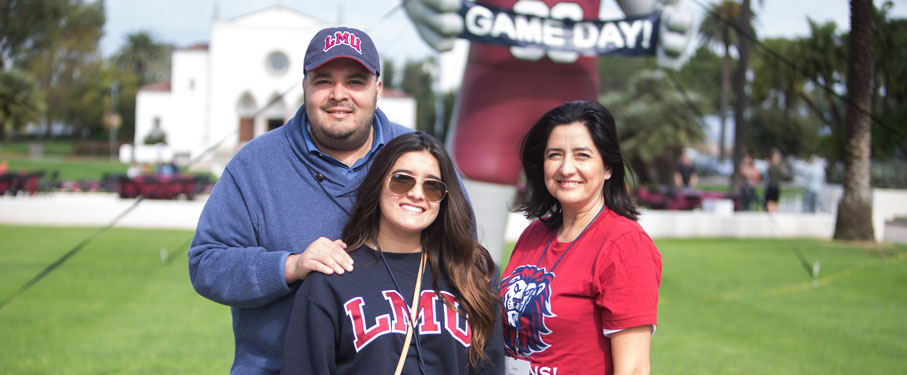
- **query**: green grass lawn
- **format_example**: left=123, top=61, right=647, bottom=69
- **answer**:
left=2, top=141, right=131, bottom=181
left=652, top=238, right=907, bottom=374
left=0, top=140, right=74, bottom=156
left=1, top=153, right=215, bottom=183
left=3, top=158, right=130, bottom=181
left=0, top=226, right=232, bottom=374
left=2, top=227, right=905, bottom=374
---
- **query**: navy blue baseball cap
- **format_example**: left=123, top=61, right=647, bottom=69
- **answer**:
left=304, top=27, right=380, bottom=77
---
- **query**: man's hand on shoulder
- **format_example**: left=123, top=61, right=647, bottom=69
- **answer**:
left=285, top=238, right=354, bottom=283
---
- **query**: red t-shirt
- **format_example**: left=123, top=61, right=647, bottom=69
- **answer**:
left=498, top=207, right=662, bottom=374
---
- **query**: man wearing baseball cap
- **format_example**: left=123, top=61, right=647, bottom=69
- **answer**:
left=189, top=27, right=413, bottom=375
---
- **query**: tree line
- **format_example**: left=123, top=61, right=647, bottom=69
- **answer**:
left=0, top=0, right=444, bottom=148
left=597, top=0, right=904, bottom=240
left=1, top=0, right=170, bottom=144
left=599, top=0, right=904, bottom=182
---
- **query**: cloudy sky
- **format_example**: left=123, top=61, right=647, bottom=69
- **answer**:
left=102, top=0, right=907, bottom=63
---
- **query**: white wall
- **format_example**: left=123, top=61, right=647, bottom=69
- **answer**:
left=873, top=188, right=907, bottom=241
left=378, top=96, right=416, bottom=129
left=502, top=189, right=907, bottom=242
left=170, top=49, right=209, bottom=157
left=134, top=90, right=171, bottom=149
left=208, top=7, right=325, bottom=151
left=5, top=190, right=904, bottom=242
left=438, top=40, right=469, bottom=93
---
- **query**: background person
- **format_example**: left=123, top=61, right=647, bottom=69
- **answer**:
left=764, top=148, right=787, bottom=213
left=188, top=27, right=413, bottom=375
left=737, top=154, right=760, bottom=211
left=802, top=155, right=826, bottom=213
left=499, top=101, right=661, bottom=374
left=674, top=152, right=698, bottom=189
left=281, top=132, right=502, bottom=375
left=155, top=157, right=179, bottom=177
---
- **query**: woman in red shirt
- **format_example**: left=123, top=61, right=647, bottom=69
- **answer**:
left=500, top=101, right=662, bottom=374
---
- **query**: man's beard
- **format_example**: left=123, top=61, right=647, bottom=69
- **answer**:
left=305, top=94, right=377, bottom=152
left=317, top=123, right=371, bottom=151
left=310, top=106, right=373, bottom=152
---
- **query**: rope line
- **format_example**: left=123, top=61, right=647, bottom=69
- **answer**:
left=0, top=81, right=300, bottom=310
left=0, top=197, right=145, bottom=310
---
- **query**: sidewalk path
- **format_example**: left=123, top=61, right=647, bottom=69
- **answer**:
left=0, top=192, right=206, bottom=230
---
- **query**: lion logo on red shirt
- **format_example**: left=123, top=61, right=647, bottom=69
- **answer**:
left=499, top=265, right=556, bottom=357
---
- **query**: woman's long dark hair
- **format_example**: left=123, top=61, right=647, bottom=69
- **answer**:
left=518, top=101, right=639, bottom=228
left=342, top=131, right=496, bottom=366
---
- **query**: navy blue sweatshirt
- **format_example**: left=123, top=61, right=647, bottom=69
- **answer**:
left=281, top=246, right=504, bottom=375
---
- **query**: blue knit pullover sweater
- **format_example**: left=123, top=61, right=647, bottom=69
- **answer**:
left=188, top=105, right=412, bottom=375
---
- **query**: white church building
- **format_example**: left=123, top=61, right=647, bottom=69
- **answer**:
left=126, top=5, right=416, bottom=174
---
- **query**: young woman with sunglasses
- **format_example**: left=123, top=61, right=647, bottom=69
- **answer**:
left=281, top=132, right=503, bottom=375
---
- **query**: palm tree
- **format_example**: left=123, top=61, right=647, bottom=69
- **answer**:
left=747, top=38, right=815, bottom=156
left=796, top=20, right=848, bottom=163
left=698, top=0, right=742, bottom=162
left=114, top=31, right=169, bottom=85
left=834, top=0, right=874, bottom=240
left=750, top=38, right=806, bottom=120
left=603, top=70, right=706, bottom=186
left=731, top=0, right=759, bottom=191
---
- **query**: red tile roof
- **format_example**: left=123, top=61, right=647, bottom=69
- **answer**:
left=139, top=81, right=171, bottom=92
left=180, top=43, right=209, bottom=51
left=381, top=88, right=413, bottom=98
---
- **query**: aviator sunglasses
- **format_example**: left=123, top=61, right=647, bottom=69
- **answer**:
left=387, top=173, right=448, bottom=202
